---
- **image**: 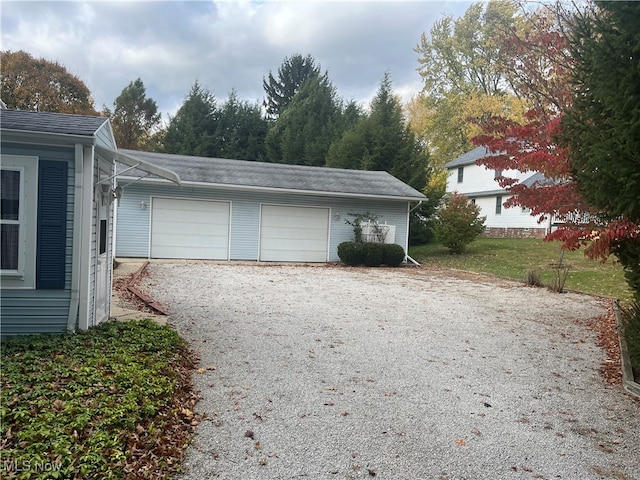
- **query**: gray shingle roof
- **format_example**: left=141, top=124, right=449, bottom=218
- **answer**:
left=0, top=109, right=108, bottom=136
left=119, top=149, right=426, bottom=200
left=444, top=145, right=498, bottom=168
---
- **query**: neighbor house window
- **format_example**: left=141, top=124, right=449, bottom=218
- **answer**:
left=457, top=167, right=464, bottom=183
left=495, top=196, right=503, bottom=215
left=494, top=169, right=503, bottom=179
left=1, top=155, right=38, bottom=288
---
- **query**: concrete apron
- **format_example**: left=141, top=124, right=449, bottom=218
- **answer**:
left=110, top=258, right=168, bottom=326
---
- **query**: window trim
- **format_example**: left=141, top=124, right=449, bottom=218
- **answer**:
left=457, top=167, right=464, bottom=183
left=1, top=155, right=38, bottom=289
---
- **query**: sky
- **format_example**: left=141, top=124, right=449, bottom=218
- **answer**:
left=1, top=1, right=473, bottom=121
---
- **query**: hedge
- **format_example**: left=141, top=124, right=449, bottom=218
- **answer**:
left=337, top=242, right=405, bottom=267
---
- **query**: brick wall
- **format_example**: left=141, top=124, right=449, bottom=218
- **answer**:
left=481, top=227, right=548, bottom=239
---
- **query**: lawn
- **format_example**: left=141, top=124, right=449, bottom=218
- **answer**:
left=409, top=237, right=633, bottom=303
left=0, top=320, right=198, bottom=480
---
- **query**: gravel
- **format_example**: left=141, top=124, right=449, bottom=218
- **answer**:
left=143, top=262, right=640, bottom=480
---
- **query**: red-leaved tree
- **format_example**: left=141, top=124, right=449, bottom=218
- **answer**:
left=472, top=3, right=638, bottom=267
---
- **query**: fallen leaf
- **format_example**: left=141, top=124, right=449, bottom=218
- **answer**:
left=455, top=439, right=466, bottom=446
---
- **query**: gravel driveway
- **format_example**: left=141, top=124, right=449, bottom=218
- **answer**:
left=144, top=263, right=640, bottom=480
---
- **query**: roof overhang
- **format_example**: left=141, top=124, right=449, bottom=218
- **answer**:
left=95, top=146, right=181, bottom=185
left=116, top=175, right=425, bottom=202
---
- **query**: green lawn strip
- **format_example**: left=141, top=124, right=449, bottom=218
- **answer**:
left=409, top=237, right=633, bottom=302
left=1, top=320, right=197, bottom=480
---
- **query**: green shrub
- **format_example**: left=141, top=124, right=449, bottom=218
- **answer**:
left=338, top=242, right=405, bottom=267
left=382, top=243, right=406, bottom=267
left=433, top=192, right=486, bottom=254
left=363, top=243, right=384, bottom=267
left=338, top=241, right=365, bottom=265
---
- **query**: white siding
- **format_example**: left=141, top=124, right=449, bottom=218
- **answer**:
left=447, top=163, right=542, bottom=230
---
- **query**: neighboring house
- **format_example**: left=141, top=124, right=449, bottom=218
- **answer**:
left=444, top=146, right=550, bottom=238
left=115, top=150, right=426, bottom=263
left=0, top=109, right=177, bottom=335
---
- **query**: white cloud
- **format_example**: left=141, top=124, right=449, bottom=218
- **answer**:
left=1, top=0, right=472, bottom=118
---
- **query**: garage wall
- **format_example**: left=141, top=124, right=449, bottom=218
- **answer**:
left=115, top=183, right=411, bottom=262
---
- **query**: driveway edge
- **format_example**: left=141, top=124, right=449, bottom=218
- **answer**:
left=614, top=299, right=640, bottom=398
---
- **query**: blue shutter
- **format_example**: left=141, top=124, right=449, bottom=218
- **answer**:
left=36, top=160, right=68, bottom=289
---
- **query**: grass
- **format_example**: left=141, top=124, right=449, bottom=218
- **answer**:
left=0, top=320, right=197, bottom=480
left=409, top=237, right=633, bottom=303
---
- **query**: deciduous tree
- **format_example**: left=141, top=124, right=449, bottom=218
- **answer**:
left=0, top=50, right=96, bottom=114
left=411, top=1, right=527, bottom=191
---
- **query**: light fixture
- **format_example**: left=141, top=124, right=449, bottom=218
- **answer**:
left=140, top=201, right=147, bottom=210
left=333, top=212, right=340, bottom=221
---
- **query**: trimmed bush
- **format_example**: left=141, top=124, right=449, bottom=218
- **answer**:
left=382, top=243, right=406, bottom=267
left=363, top=243, right=384, bottom=267
left=337, top=242, right=406, bottom=267
left=338, top=241, right=365, bottom=266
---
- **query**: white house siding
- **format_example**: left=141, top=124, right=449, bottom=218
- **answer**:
left=447, top=163, right=544, bottom=237
left=115, top=182, right=411, bottom=262
left=0, top=143, right=75, bottom=335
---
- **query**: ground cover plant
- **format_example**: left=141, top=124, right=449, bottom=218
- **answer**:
left=0, top=320, right=198, bottom=479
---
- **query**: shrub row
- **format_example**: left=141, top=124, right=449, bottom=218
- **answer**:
left=338, top=241, right=405, bottom=267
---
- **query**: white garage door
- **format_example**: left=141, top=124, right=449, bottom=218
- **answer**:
left=151, top=198, right=230, bottom=260
left=260, top=205, right=329, bottom=262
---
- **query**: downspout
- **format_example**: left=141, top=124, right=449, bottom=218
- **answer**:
left=66, top=144, right=85, bottom=333
left=405, top=200, right=424, bottom=266
left=77, top=146, right=95, bottom=331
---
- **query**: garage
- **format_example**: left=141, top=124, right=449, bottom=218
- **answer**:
left=259, top=205, right=329, bottom=262
left=150, top=197, right=230, bottom=260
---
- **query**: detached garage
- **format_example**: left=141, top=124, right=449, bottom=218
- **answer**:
left=114, top=150, right=426, bottom=263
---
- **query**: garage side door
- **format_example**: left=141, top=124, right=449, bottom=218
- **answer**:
left=260, top=205, right=329, bottom=262
left=151, top=198, right=230, bottom=260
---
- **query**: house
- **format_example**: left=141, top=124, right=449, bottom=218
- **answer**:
left=444, top=146, right=550, bottom=238
left=114, top=150, right=426, bottom=263
left=0, top=109, right=178, bottom=335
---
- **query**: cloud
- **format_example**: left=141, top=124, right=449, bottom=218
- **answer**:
left=1, top=0, right=471, bottom=118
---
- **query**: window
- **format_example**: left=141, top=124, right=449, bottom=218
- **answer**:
left=1, top=155, right=38, bottom=289
left=494, top=169, right=503, bottom=179
left=1, top=170, right=21, bottom=270
left=495, top=196, right=503, bottom=215
left=457, top=167, right=464, bottom=183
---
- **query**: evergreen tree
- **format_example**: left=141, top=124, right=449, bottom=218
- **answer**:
left=215, top=90, right=268, bottom=161
left=163, top=81, right=217, bottom=156
left=327, top=73, right=430, bottom=191
left=265, top=74, right=341, bottom=166
left=263, top=53, right=322, bottom=118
